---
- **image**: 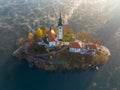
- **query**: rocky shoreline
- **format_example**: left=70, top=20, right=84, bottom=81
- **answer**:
left=13, top=45, right=109, bottom=72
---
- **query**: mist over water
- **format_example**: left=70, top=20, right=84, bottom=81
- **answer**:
left=0, top=0, right=120, bottom=90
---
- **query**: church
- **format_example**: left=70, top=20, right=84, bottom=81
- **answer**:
left=38, top=13, right=99, bottom=55
left=46, top=13, right=63, bottom=47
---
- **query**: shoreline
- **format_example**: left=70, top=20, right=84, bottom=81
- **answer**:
left=13, top=45, right=109, bottom=72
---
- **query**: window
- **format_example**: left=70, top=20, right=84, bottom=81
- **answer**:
left=59, top=27, right=62, bottom=29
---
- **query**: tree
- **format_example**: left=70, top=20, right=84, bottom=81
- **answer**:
left=63, top=26, right=73, bottom=37
left=91, top=39, right=101, bottom=45
left=17, top=37, right=25, bottom=45
left=77, top=31, right=92, bottom=42
left=54, top=27, right=58, bottom=34
left=41, top=25, right=47, bottom=37
left=28, top=32, right=34, bottom=40
left=43, top=36, right=49, bottom=44
left=36, top=28, right=43, bottom=38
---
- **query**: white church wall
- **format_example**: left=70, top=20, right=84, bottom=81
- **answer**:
left=69, top=48, right=81, bottom=53
left=58, top=26, right=63, bottom=40
left=49, top=42, right=56, bottom=47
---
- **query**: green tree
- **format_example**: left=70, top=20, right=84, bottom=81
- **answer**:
left=43, top=36, right=49, bottom=44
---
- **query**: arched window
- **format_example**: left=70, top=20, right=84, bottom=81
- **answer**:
left=59, top=26, right=62, bottom=29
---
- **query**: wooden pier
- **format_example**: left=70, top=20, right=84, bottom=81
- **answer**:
left=12, top=46, right=23, bottom=56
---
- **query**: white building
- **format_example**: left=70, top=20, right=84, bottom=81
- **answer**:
left=69, top=41, right=83, bottom=53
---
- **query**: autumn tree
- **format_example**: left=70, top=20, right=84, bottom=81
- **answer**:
left=54, top=26, right=58, bottom=34
left=91, top=39, right=101, bottom=45
left=63, top=26, right=73, bottom=37
left=36, top=28, right=43, bottom=38
left=77, top=31, right=92, bottom=42
left=28, top=32, right=34, bottom=40
left=17, top=37, right=25, bottom=45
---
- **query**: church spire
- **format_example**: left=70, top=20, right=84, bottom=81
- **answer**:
left=58, top=13, right=62, bottom=26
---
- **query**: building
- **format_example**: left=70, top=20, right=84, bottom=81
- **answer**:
left=80, top=42, right=89, bottom=54
left=58, top=13, right=63, bottom=41
left=86, top=43, right=97, bottom=56
left=69, top=41, right=83, bottom=53
left=46, top=28, right=57, bottom=47
left=87, top=43, right=97, bottom=51
left=38, top=38, right=43, bottom=45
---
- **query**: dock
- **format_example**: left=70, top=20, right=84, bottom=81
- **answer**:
left=12, top=46, right=23, bottom=56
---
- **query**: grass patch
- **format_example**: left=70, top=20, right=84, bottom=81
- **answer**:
left=63, top=36, right=74, bottom=42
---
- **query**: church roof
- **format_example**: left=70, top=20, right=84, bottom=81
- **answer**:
left=46, top=29, right=57, bottom=42
left=69, top=41, right=83, bottom=48
left=87, top=43, right=97, bottom=50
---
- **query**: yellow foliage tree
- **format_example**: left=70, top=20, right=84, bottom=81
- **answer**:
left=28, top=32, right=34, bottom=40
left=36, top=28, right=43, bottom=38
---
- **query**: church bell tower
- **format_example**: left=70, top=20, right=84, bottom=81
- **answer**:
left=58, top=13, right=63, bottom=41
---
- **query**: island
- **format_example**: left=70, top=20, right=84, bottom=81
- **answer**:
left=13, top=14, right=111, bottom=72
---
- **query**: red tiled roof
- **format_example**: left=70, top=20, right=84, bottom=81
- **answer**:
left=87, top=43, right=97, bottom=50
left=46, top=29, right=57, bottom=42
left=69, top=41, right=83, bottom=48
